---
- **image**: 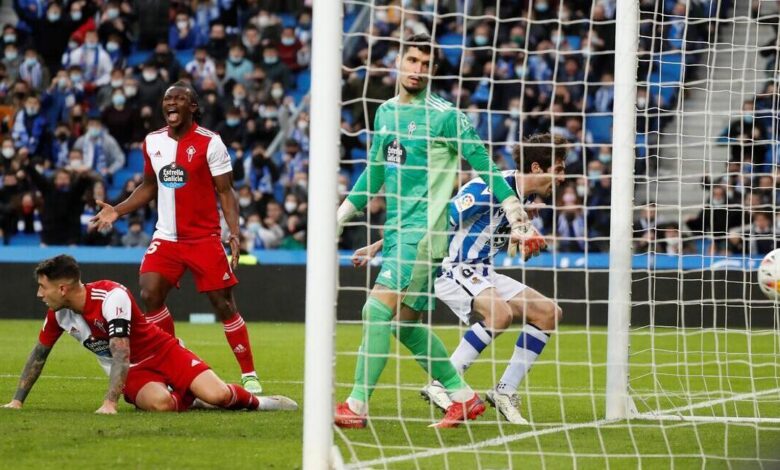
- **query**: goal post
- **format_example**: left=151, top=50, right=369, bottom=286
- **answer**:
left=302, top=0, right=342, bottom=468
left=605, top=0, right=640, bottom=421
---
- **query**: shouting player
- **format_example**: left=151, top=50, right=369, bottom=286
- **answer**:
left=90, top=82, right=262, bottom=394
left=1, top=255, right=296, bottom=413
left=334, top=34, right=542, bottom=428
left=353, top=134, right=566, bottom=424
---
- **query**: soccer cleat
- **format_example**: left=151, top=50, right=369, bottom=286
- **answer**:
left=256, top=395, right=298, bottom=411
left=420, top=381, right=453, bottom=413
left=241, top=375, right=263, bottom=395
left=334, top=402, right=367, bottom=428
left=430, top=393, right=486, bottom=428
left=486, top=389, right=529, bottom=424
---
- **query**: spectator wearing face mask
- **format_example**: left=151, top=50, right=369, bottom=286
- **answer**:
left=278, top=27, right=303, bottom=72
left=150, top=41, right=182, bottom=83
left=73, top=116, right=125, bottom=180
left=0, top=171, right=24, bottom=243
left=137, top=63, right=167, bottom=110
left=216, top=108, right=246, bottom=151
left=185, top=47, right=217, bottom=89
left=247, top=103, right=280, bottom=149
left=226, top=43, right=253, bottom=87
left=206, top=23, right=230, bottom=62
left=18, top=49, right=48, bottom=93
left=134, top=0, right=170, bottom=50
left=556, top=188, right=587, bottom=252
left=101, top=88, right=137, bottom=150
left=247, top=144, right=280, bottom=202
left=225, top=83, right=251, bottom=118
left=104, top=32, right=128, bottom=69
left=281, top=193, right=307, bottom=250
left=50, top=124, right=75, bottom=169
left=3, top=43, right=22, bottom=82
left=62, top=30, right=113, bottom=91
left=13, top=94, right=50, bottom=156
left=27, top=2, right=83, bottom=76
left=260, top=46, right=291, bottom=90
left=169, top=12, right=201, bottom=50
left=95, top=68, right=125, bottom=111
left=289, top=111, right=310, bottom=154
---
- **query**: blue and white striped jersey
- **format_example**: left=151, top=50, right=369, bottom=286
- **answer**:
left=446, top=170, right=524, bottom=265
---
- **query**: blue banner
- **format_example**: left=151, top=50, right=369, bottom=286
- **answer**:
left=0, top=246, right=764, bottom=270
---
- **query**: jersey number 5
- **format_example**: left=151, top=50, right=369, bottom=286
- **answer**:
left=145, top=241, right=161, bottom=255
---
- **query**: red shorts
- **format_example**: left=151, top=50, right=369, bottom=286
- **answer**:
left=123, top=342, right=211, bottom=408
left=139, top=237, right=238, bottom=292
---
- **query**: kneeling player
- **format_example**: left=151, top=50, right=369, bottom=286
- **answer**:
left=353, top=134, right=565, bottom=424
left=1, top=255, right=296, bottom=413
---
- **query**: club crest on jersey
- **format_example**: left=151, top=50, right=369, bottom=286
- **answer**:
left=384, top=139, right=407, bottom=166
left=407, top=121, right=416, bottom=136
left=159, top=162, right=188, bottom=189
left=93, top=319, right=106, bottom=333
left=186, top=145, right=196, bottom=162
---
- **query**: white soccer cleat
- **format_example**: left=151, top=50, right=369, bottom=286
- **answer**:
left=486, top=389, right=529, bottom=424
left=420, top=381, right=453, bottom=413
left=256, top=395, right=298, bottom=411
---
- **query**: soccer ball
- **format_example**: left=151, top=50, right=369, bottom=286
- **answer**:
left=758, top=248, right=780, bottom=300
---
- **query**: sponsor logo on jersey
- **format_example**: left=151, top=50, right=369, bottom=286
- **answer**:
left=186, top=145, right=196, bottom=162
left=83, top=336, right=111, bottom=357
left=384, top=139, right=407, bottom=166
left=159, top=162, right=188, bottom=189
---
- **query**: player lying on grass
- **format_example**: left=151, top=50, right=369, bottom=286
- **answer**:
left=1, top=255, right=297, bottom=414
left=352, top=133, right=565, bottom=424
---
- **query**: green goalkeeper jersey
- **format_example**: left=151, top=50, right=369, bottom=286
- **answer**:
left=347, top=90, right=515, bottom=259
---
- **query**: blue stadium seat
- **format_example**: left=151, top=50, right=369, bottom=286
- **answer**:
left=114, top=218, right=129, bottom=235
left=127, top=50, right=152, bottom=68
left=112, top=168, right=137, bottom=190
left=566, top=35, right=582, bottom=50
left=437, top=33, right=464, bottom=68
left=107, top=187, right=123, bottom=201
left=350, top=147, right=367, bottom=161
left=9, top=233, right=40, bottom=246
left=296, top=69, right=311, bottom=92
left=279, top=13, right=297, bottom=28
left=175, top=48, right=195, bottom=67
left=127, top=149, right=145, bottom=173
left=343, top=11, right=358, bottom=33
left=585, top=115, right=613, bottom=144
left=289, top=89, right=307, bottom=105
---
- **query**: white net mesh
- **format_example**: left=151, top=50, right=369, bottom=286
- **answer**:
left=330, top=0, right=780, bottom=467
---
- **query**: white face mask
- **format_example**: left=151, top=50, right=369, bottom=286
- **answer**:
left=142, top=70, right=157, bottom=82
left=297, top=120, right=308, bottom=131
left=284, top=201, right=297, bottom=213
left=2, top=147, right=14, bottom=158
left=271, top=88, right=284, bottom=100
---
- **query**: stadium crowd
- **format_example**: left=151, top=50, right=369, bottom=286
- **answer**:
left=0, top=0, right=776, bottom=258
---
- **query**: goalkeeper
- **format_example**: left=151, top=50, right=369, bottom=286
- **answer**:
left=356, top=133, right=566, bottom=424
left=335, top=33, right=543, bottom=429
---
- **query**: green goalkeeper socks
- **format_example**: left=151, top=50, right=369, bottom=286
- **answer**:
left=393, top=321, right=466, bottom=392
left=349, top=297, right=394, bottom=403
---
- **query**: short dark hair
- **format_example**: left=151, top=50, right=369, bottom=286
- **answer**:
left=513, top=133, right=568, bottom=173
left=35, top=255, right=81, bottom=283
left=401, top=33, right=433, bottom=58
left=169, top=80, right=202, bottom=120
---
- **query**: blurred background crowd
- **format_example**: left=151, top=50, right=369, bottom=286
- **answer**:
left=0, top=0, right=777, bottom=258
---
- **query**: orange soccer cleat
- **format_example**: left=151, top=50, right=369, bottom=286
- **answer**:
left=334, top=402, right=367, bottom=429
left=430, top=393, right=486, bottom=428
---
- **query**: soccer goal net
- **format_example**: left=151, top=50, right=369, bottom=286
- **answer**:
left=304, top=0, right=780, bottom=468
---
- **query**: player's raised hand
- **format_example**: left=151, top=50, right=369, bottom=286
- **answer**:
left=95, top=400, right=118, bottom=414
left=2, top=400, right=22, bottom=409
left=351, top=240, right=383, bottom=267
left=228, top=234, right=240, bottom=270
left=90, top=200, right=119, bottom=232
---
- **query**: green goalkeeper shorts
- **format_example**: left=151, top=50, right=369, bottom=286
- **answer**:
left=374, top=242, right=437, bottom=313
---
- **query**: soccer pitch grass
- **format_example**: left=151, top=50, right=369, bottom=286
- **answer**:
left=1, top=320, right=778, bottom=469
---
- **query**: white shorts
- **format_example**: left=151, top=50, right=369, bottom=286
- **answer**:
left=434, top=263, right=527, bottom=325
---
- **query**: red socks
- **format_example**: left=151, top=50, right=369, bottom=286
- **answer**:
left=222, top=314, right=256, bottom=374
left=224, top=384, right=260, bottom=410
left=146, top=306, right=175, bottom=336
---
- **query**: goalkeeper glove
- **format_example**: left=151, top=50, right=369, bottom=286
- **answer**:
left=501, top=196, right=544, bottom=259
left=336, top=199, right=362, bottom=236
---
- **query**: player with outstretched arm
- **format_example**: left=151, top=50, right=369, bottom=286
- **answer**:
left=90, top=82, right=262, bottom=394
left=335, top=33, right=544, bottom=428
left=1, top=255, right=296, bottom=413
left=354, top=133, right=566, bottom=424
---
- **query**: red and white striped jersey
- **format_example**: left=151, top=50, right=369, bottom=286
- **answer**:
left=143, top=124, right=233, bottom=242
left=38, top=280, right=177, bottom=370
